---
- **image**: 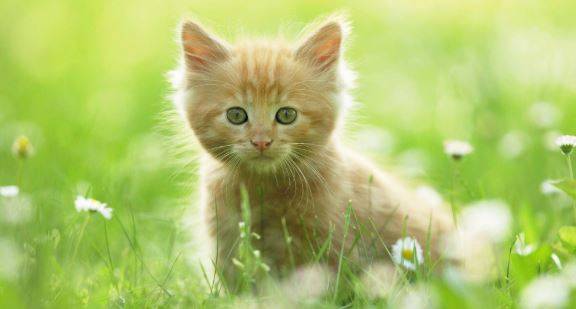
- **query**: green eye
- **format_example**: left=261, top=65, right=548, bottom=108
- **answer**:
left=275, top=107, right=297, bottom=125
left=226, top=107, right=248, bottom=125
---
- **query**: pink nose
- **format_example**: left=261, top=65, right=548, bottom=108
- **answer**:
left=250, top=139, right=273, bottom=151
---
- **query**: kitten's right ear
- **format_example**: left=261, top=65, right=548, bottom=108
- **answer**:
left=295, top=15, right=349, bottom=73
left=180, top=20, right=230, bottom=71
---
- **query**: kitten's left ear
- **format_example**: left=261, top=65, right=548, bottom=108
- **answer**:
left=180, top=20, right=230, bottom=72
left=295, top=16, right=349, bottom=72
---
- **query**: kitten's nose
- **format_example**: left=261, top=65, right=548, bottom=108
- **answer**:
left=250, top=139, right=273, bottom=152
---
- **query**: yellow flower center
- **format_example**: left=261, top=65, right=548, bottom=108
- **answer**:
left=12, top=136, right=33, bottom=159
left=402, top=248, right=414, bottom=260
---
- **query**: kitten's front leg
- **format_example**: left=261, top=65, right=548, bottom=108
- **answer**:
left=202, top=197, right=245, bottom=292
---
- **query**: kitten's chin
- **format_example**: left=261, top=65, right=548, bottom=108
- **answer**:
left=243, top=154, right=286, bottom=173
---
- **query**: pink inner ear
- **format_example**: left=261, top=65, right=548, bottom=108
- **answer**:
left=317, top=37, right=341, bottom=63
left=184, top=45, right=209, bottom=66
left=183, top=32, right=209, bottom=63
left=181, top=25, right=228, bottom=70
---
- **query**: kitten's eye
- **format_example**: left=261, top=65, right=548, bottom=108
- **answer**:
left=275, top=107, right=297, bottom=125
left=226, top=107, right=248, bottom=125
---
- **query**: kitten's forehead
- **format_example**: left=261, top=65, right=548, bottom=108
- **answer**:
left=188, top=40, right=337, bottom=109
left=231, top=43, right=295, bottom=105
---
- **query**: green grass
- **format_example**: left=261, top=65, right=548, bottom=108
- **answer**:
left=2, top=0, right=576, bottom=307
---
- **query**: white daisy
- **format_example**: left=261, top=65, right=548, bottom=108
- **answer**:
left=540, top=180, right=563, bottom=196
left=459, top=199, right=512, bottom=243
left=280, top=264, right=333, bottom=301
left=498, top=131, right=528, bottom=159
left=398, top=149, right=429, bottom=177
left=12, top=136, right=34, bottom=159
left=513, top=233, right=536, bottom=256
left=520, top=275, right=570, bottom=309
left=74, top=196, right=113, bottom=220
left=1, top=195, right=32, bottom=224
left=391, top=237, right=424, bottom=271
left=555, top=135, right=576, bottom=155
left=561, top=262, right=576, bottom=287
left=528, top=101, right=560, bottom=129
left=397, top=284, right=437, bottom=309
left=0, top=238, right=23, bottom=281
left=0, top=186, right=19, bottom=198
left=443, top=140, right=473, bottom=160
left=442, top=229, right=496, bottom=284
left=442, top=200, right=512, bottom=283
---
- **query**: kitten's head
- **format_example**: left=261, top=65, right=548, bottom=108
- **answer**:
left=172, top=15, right=353, bottom=172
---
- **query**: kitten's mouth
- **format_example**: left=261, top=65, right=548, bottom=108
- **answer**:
left=252, top=153, right=277, bottom=161
left=245, top=152, right=284, bottom=167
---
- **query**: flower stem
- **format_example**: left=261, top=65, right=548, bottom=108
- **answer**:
left=16, top=160, right=24, bottom=188
left=71, top=215, right=90, bottom=261
left=567, top=155, right=574, bottom=180
left=567, top=155, right=576, bottom=220
left=450, top=162, right=459, bottom=227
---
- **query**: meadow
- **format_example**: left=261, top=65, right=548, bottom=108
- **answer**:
left=1, top=0, right=576, bottom=307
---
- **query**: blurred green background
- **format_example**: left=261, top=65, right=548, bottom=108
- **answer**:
left=1, top=0, right=576, bottom=307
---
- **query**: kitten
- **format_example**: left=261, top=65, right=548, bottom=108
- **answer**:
left=171, top=14, right=453, bottom=290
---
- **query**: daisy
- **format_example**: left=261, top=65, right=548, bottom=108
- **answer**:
left=280, top=264, right=333, bottom=301
left=540, top=179, right=563, bottom=196
left=443, top=140, right=473, bottom=160
left=397, top=284, right=437, bottom=309
left=12, top=136, right=34, bottom=159
left=2, top=195, right=32, bottom=224
left=513, top=233, right=536, bottom=256
left=74, top=196, right=113, bottom=220
left=398, top=149, right=429, bottom=177
left=0, top=238, right=23, bottom=281
left=555, top=135, right=576, bottom=155
left=459, top=199, right=511, bottom=243
left=0, top=186, right=19, bottom=198
left=528, top=101, right=560, bottom=129
left=520, top=275, right=570, bottom=309
left=391, top=237, right=424, bottom=271
left=442, top=229, right=496, bottom=284
left=561, top=262, right=576, bottom=287
left=498, top=131, right=528, bottom=159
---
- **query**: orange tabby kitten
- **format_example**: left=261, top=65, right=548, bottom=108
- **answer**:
left=171, top=15, right=453, bottom=289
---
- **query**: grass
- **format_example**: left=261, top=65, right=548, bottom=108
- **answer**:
left=2, top=0, right=576, bottom=307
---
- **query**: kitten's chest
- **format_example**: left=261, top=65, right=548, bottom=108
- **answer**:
left=210, top=181, right=333, bottom=265
left=245, top=202, right=330, bottom=270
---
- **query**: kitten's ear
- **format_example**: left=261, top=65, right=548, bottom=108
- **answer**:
left=295, top=16, right=349, bottom=72
left=180, top=20, right=230, bottom=71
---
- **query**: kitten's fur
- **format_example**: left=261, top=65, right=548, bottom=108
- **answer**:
left=171, top=15, right=453, bottom=289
